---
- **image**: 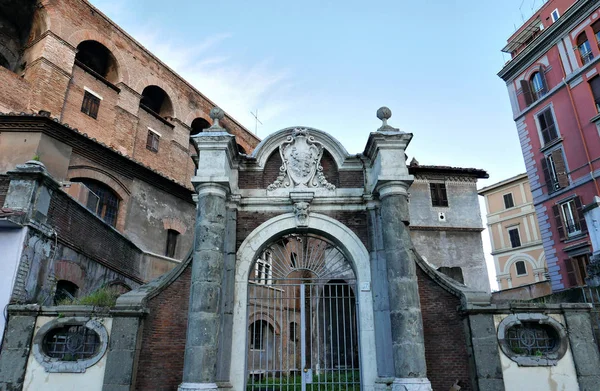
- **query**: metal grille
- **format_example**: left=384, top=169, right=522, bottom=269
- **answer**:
left=246, top=234, right=361, bottom=390
left=43, top=325, right=101, bottom=360
left=506, top=323, right=558, bottom=356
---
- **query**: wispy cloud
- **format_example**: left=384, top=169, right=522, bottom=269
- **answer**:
left=89, top=0, right=297, bottom=133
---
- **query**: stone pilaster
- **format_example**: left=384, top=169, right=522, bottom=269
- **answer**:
left=364, top=108, right=431, bottom=391
left=179, top=108, right=237, bottom=391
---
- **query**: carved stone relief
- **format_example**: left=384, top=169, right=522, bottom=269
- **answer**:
left=267, top=129, right=336, bottom=191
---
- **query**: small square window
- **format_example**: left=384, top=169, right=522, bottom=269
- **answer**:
left=430, top=183, right=448, bottom=207
left=81, top=91, right=100, bottom=119
left=146, top=130, right=160, bottom=152
left=551, top=9, right=559, bottom=22
left=508, top=227, right=521, bottom=248
left=503, top=193, right=514, bottom=209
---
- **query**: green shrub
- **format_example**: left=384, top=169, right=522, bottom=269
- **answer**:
left=57, top=286, right=120, bottom=307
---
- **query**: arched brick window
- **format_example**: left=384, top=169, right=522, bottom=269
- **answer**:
left=190, top=117, right=210, bottom=135
left=0, top=0, right=37, bottom=72
left=529, top=71, right=547, bottom=100
left=54, top=280, right=79, bottom=305
left=140, top=85, right=173, bottom=117
left=75, top=40, right=119, bottom=83
left=72, top=178, right=120, bottom=227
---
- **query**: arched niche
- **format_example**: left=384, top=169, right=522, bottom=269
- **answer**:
left=0, top=0, right=37, bottom=72
left=75, top=40, right=119, bottom=83
left=140, top=85, right=174, bottom=118
left=190, top=117, right=210, bottom=135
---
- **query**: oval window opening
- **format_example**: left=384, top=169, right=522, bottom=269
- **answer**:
left=43, top=324, right=101, bottom=361
left=506, top=322, right=559, bottom=357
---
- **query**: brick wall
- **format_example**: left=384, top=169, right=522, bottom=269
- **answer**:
left=417, top=266, right=472, bottom=391
left=0, top=174, right=9, bottom=206
left=236, top=210, right=368, bottom=251
left=47, top=188, right=144, bottom=282
left=134, top=264, right=191, bottom=391
left=0, top=68, right=30, bottom=113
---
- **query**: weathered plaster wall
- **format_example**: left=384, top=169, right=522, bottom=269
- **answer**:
left=124, top=179, right=195, bottom=258
left=411, top=230, right=490, bottom=292
left=494, top=314, right=580, bottom=391
left=22, top=316, right=112, bottom=391
left=0, top=226, right=27, bottom=337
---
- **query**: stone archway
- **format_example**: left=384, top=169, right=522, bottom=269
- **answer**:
left=231, top=212, right=377, bottom=390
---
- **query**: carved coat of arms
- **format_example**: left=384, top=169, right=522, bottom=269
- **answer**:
left=267, top=129, right=335, bottom=191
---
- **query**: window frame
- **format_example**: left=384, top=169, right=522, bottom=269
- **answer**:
left=541, top=147, right=569, bottom=194
left=32, top=317, right=109, bottom=373
left=429, top=182, right=449, bottom=207
left=534, top=106, right=559, bottom=146
left=530, top=71, right=547, bottom=101
left=508, top=226, right=522, bottom=248
left=254, top=250, right=273, bottom=285
left=165, top=229, right=179, bottom=258
left=81, top=89, right=102, bottom=119
left=551, top=9, right=560, bottom=22
left=146, top=128, right=160, bottom=153
left=503, top=193, right=515, bottom=209
left=577, top=32, right=594, bottom=65
left=515, top=260, right=528, bottom=276
left=561, top=199, right=581, bottom=237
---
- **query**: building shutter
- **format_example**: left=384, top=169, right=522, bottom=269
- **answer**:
left=521, top=79, right=534, bottom=106
left=564, top=258, right=579, bottom=287
left=439, top=183, right=448, bottom=206
left=552, top=204, right=566, bottom=240
left=574, top=196, right=588, bottom=233
left=430, top=183, right=438, bottom=206
left=543, top=109, right=558, bottom=141
left=589, top=76, right=600, bottom=108
left=541, top=157, right=553, bottom=193
left=551, top=149, right=569, bottom=188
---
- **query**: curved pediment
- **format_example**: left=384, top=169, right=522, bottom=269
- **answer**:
left=251, top=127, right=352, bottom=169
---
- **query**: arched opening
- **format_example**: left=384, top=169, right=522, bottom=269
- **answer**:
left=577, top=31, right=593, bottom=65
left=246, top=233, right=360, bottom=389
left=140, top=85, right=173, bottom=117
left=71, top=178, right=120, bottom=227
left=438, top=266, right=464, bottom=284
left=75, top=40, right=119, bottom=83
left=529, top=71, right=547, bottom=101
left=237, top=143, right=248, bottom=154
left=0, top=0, right=36, bottom=72
left=54, top=280, right=79, bottom=305
left=190, top=117, right=210, bottom=135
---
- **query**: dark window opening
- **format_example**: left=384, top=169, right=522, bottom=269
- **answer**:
left=165, top=229, right=179, bottom=258
left=506, top=322, right=559, bottom=356
left=430, top=183, right=448, bottom=207
left=146, top=130, right=160, bottom=152
left=75, top=41, right=113, bottom=78
left=43, top=324, right=101, bottom=360
left=140, top=85, right=173, bottom=117
left=72, top=179, right=119, bottom=227
left=289, top=322, right=298, bottom=342
left=0, top=0, right=37, bottom=72
left=589, top=76, right=600, bottom=112
left=81, top=91, right=100, bottom=119
left=437, top=266, right=464, bottom=284
left=536, top=108, right=558, bottom=145
left=190, top=117, right=211, bottom=135
left=54, top=280, right=79, bottom=305
left=249, top=320, right=272, bottom=350
left=508, top=228, right=521, bottom=248
left=503, top=193, right=514, bottom=209
left=0, top=53, right=10, bottom=70
left=515, top=261, right=527, bottom=276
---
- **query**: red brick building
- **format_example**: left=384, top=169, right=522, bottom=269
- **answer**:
left=498, top=0, right=600, bottom=291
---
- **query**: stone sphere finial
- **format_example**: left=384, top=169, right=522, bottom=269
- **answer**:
left=376, top=106, right=392, bottom=121
left=209, top=107, right=225, bottom=128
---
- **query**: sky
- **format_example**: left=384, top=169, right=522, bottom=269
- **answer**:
left=89, top=0, right=548, bottom=290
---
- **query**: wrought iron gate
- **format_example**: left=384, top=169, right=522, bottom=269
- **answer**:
left=246, top=234, right=361, bottom=390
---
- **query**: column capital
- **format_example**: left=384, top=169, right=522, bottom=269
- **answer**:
left=376, top=180, right=412, bottom=200
left=190, top=131, right=238, bottom=191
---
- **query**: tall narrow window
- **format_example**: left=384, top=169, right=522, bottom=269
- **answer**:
left=165, top=229, right=179, bottom=258
left=577, top=32, right=593, bottom=65
left=81, top=91, right=101, bottom=119
left=146, top=129, right=160, bottom=152
left=503, top=193, right=515, bottom=209
left=430, top=183, right=448, bottom=207
left=515, top=261, right=527, bottom=276
left=551, top=9, right=560, bottom=22
left=530, top=71, right=547, bottom=101
left=536, top=108, right=558, bottom=145
left=508, top=227, right=521, bottom=248
left=541, top=149, right=568, bottom=193
left=589, top=76, right=600, bottom=112
left=552, top=196, right=587, bottom=241
left=254, top=250, right=273, bottom=284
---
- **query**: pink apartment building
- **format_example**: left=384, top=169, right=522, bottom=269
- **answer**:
left=498, top=0, right=600, bottom=290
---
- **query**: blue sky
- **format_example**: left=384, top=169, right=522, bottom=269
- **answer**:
left=89, top=0, right=547, bottom=289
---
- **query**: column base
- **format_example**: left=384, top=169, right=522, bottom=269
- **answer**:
left=178, top=383, right=218, bottom=391
left=392, top=377, right=432, bottom=391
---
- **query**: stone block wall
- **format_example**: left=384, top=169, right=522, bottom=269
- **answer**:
left=417, top=266, right=472, bottom=391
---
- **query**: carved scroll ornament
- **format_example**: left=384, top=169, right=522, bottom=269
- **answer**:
left=267, top=129, right=336, bottom=191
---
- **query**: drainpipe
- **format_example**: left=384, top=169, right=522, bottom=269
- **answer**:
left=59, top=75, right=74, bottom=122
left=564, top=77, right=600, bottom=194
